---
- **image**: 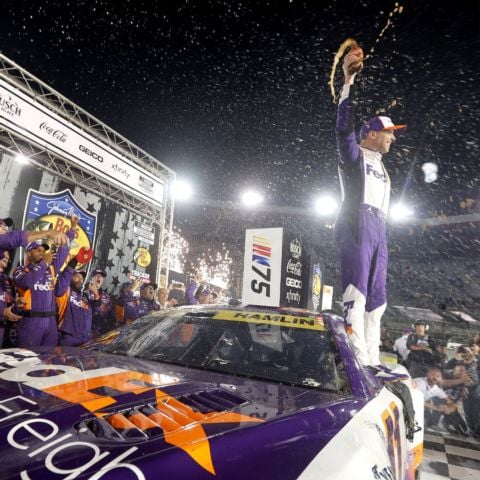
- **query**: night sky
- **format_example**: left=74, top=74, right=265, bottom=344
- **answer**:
left=1, top=0, right=478, bottom=259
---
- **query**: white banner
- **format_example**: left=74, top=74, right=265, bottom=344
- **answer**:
left=321, top=285, right=333, bottom=311
left=0, top=79, right=164, bottom=206
left=242, top=227, right=283, bottom=307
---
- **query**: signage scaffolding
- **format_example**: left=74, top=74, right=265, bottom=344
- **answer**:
left=0, top=53, right=175, bottom=283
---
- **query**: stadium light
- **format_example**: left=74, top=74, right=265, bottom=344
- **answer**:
left=241, top=190, right=263, bottom=207
left=421, top=162, right=438, bottom=183
left=172, top=179, right=193, bottom=201
left=389, top=203, right=414, bottom=222
left=14, top=154, right=29, bottom=165
left=314, top=195, right=339, bottom=216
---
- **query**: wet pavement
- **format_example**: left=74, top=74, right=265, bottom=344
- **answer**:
left=420, top=429, right=480, bottom=479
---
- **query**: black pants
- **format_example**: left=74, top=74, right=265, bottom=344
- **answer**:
left=426, top=397, right=467, bottom=434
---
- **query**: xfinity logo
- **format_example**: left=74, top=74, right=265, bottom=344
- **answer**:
left=0, top=93, right=22, bottom=117
left=79, top=144, right=103, bottom=163
left=366, top=163, right=387, bottom=183
left=39, top=122, right=67, bottom=143
left=286, top=290, right=301, bottom=304
left=112, top=164, right=131, bottom=179
left=286, top=259, right=302, bottom=276
left=289, top=239, right=302, bottom=259
left=286, top=277, right=302, bottom=289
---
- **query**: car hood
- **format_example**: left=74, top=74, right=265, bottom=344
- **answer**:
left=0, top=347, right=364, bottom=479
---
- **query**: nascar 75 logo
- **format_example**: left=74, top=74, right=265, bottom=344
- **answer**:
left=250, top=235, right=272, bottom=297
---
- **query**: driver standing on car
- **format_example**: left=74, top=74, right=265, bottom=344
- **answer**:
left=335, top=46, right=407, bottom=373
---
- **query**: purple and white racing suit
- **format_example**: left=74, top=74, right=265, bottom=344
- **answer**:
left=335, top=83, right=390, bottom=366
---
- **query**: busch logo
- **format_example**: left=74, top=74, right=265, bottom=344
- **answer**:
left=366, top=163, right=387, bottom=183
left=289, top=238, right=302, bottom=259
left=286, top=277, right=302, bottom=289
left=0, top=93, right=22, bottom=117
left=286, top=259, right=302, bottom=276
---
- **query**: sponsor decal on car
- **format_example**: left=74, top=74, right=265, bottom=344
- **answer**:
left=213, top=311, right=325, bottom=331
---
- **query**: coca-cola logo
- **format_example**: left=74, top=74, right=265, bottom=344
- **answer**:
left=0, top=92, right=22, bottom=117
left=39, top=122, right=67, bottom=143
left=286, top=259, right=302, bottom=276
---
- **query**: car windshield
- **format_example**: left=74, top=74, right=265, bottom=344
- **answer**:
left=85, top=309, right=349, bottom=393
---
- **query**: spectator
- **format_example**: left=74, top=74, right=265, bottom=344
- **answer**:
left=55, top=253, right=98, bottom=346
left=393, top=327, right=411, bottom=363
left=414, top=367, right=467, bottom=435
left=167, top=287, right=185, bottom=307
left=406, top=320, right=437, bottom=377
left=198, top=289, right=213, bottom=305
left=90, top=269, right=116, bottom=337
left=445, top=345, right=478, bottom=385
left=0, top=250, right=21, bottom=347
left=157, top=287, right=168, bottom=309
left=13, top=217, right=76, bottom=348
left=210, top=291, right=219, bottom=305
left=443, top=365, right=472, bottom=404
left=0, top=217, right=69, bottom=251
left=124, top=282, right=160, bottom=323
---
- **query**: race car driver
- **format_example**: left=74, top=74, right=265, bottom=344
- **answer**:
left=335, top=47, right=406, bottom=369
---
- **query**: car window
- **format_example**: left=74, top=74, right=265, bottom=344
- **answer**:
left=85, top=309, right=349, bottom=393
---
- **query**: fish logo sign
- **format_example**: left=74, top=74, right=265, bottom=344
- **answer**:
left=22, top=188, right=97, bottom=274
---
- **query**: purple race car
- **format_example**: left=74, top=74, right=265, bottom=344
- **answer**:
left=0, top=307, right=424, bottom=479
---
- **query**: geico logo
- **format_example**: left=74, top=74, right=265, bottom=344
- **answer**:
left=79, top=144, right=104, bottom=162
left=286, top=277, right=302, bottom=288
left=33, top=282, right=54, bottom=291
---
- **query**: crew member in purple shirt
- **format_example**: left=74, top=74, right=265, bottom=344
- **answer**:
left=13, top=218, right=77, bottom=348
left=90, top=269, right=116, bottom=336
left=0, top=250, right=21, bottom=347
left=56, top=252, right=98, bottom=346
left=124, top=282, right=160, bottom=324
left=0, top=217, right=69, bottom=251
left=335, top=48, right=406, bottom=368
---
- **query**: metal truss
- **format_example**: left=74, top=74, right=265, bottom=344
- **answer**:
left=0, top=53, right=174, bottom=179
left=0, top=52, right=176, bottom=282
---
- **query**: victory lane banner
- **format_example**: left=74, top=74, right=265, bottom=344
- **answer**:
left=22, top=188, right=97, bottom=272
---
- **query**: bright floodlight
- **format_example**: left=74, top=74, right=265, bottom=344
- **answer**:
left=421, top=162, right=438, bottom=183
left=390, top=203, right=414, bottom=222
left=241, top=190, right=263, bottom=207
left=314, top=195, right=338, bottom=216
left=172, top=180, right=193, bottom=201
left=14, top=154, right=29, bottom=165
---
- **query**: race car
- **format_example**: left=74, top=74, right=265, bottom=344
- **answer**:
left=0, top=307, right=424, bottom=479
